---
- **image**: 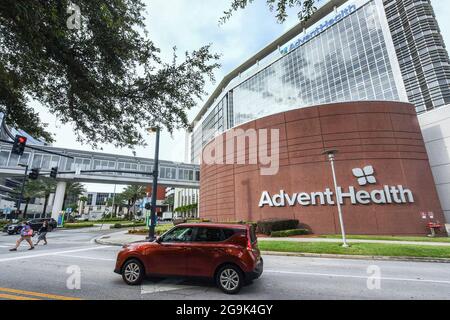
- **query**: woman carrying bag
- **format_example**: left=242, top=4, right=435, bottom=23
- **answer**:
left=9, top=222, right=35, bottom=251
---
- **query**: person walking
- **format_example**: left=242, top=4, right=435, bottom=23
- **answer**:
left=9, top=222, right=35, bottom=251
left=35, top=221, right=49, bottom=246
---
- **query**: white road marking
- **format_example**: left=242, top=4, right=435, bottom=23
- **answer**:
left=57, top=254, right=116, bottom=262
left=0, top=246, right=114, bottom=263
left=141, top=279, right=198, bottom=294
left=265, top=270, right=450, bottom=285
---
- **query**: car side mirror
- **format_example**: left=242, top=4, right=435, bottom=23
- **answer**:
left=156, top=236, right=162, bottom=244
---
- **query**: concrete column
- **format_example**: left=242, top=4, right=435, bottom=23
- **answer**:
left=51, top=181, right=67, bottom=220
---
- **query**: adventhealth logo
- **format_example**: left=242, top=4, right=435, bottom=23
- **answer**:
left=279, top=4, right=357, bottom=55
left=259, top=166, right=415, bottom=208
left=353, top=166, right=376, bottom=186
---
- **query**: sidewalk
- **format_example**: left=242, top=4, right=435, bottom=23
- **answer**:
left=95, top=231, right=146, bottom=246
left=95, top=230, right=450, bottom=247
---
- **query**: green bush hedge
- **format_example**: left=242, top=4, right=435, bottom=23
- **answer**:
left=64, top=223, right=94, bottom=229
left=97, top=218, right=127, bottom=223
left=256, top=219, right=299, bottom=235
left=271, top=229, right=310, bottom=237
left=112, top=222, right=146, bottom=229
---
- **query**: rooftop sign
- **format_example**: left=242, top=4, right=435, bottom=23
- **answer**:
left=279, top=3, right=358, bottom=55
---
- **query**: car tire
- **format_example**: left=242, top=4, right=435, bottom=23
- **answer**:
left=216, top=264, right=244, bottom=295
left=122, top=259, right=145, bottom=286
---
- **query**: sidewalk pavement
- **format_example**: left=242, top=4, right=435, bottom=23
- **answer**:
left=95, top=230, right=146, bottom=246
left=95, top=230, right=450, bottom=247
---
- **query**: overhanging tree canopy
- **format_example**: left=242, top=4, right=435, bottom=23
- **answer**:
left=0, top=0, right=220, bottom=147
left=221, top=0, right=317, bottom=24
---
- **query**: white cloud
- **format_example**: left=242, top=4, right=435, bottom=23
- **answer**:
left=30, top=0, right=450, bottom=167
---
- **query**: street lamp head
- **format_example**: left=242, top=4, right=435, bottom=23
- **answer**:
left=322, top=149, right=338, bottom=160
left=146, top=127, right=160, bottom=134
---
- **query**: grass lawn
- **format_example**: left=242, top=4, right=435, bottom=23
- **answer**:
left=258, top=241, right=450, bottom=259
left=319, top=235, right=450, bottom=243
left=128, top=223, right=174, bottom=235
left=63, top=223, right=95, bottom=229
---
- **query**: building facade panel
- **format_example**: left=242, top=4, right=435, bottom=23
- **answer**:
left=200, top=101, right=446, bottom=235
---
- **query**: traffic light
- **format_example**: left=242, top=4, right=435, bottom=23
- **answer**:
left=50, top=167, right=58, bottom=179
left=29, top=168, right=40, bottom=180
left=12, top=135, right=27, bottom=156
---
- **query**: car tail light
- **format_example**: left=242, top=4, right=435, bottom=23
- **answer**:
left=247, top=234, right=253, bottom=251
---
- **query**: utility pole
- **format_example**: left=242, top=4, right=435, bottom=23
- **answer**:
left=148, top=127, right=160, bottom=241
left=323, top=149, right=349, bottom=248
left=17, top=164, right=29, bottom=219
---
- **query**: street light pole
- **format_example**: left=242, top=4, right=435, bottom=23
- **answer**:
left=17, top=164, right=29, bottom=219
left=323, top=150, right=349, bottom=248
left=148, top=127, right=160, bottom=241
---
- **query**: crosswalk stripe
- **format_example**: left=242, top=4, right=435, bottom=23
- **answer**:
left=0, top=288, right=82, bottom=300
left=0, top=293, right=41, bottom=300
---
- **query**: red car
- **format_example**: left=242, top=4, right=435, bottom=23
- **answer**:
left=114, top=223, right=263, bottom=294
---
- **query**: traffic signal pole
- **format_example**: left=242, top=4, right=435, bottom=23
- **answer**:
left=16, top=164, right=29, bottom=219
left=148, top=127, right=160, bottom=241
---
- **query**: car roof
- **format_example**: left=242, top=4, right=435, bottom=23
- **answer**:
left=178, top=223, right=248, bottom=230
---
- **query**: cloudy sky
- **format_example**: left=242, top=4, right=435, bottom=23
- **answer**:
left=32, top=0, right=450, bottom=192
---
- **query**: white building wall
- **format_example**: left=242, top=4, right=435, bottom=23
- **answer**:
left=418, top=104, right=450, bottom=230
left=173, top=188, right=199, bottom=219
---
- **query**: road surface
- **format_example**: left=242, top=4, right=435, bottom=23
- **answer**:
left=0, top=228, right=449, bottom=300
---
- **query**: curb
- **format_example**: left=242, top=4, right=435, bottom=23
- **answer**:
left=93, top=235, right=450, bottom=263
left=94, top=231, right=146, bottom=247
left=261, top=251, right=450, bottom=263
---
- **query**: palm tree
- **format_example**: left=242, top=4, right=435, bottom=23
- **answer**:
left=14, top=180, right=42, bottom=216
left=63, top=182, right=86, bottom=210
left=106, top=193, right=127, bottom=218
left=79, top=196, right=88, bottom=216
left=13, top=178, right=57, bottom=217
left=39, top=178, right=57, bottom=217
left=121, top=185, right=147, bottom=220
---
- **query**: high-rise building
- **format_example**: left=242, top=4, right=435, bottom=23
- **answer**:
left=189, top=0, right=450, bottom=164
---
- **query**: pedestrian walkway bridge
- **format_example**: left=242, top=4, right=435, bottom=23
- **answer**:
left=0, top=142, right=200, bottom=188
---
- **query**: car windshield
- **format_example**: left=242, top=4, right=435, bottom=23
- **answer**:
left=162, top=227, right=194, bottom=243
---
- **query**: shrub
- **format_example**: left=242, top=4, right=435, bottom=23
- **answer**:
left=98, top=218, right=126, bottom=223
left=64, top=223, right=94, bottom=229
left=256, top=219, right=299, bottom=235
left=113, top=222, right=146, bottom=229
left=173, top=219, right=187, bottom=226
left=271, top=229, right=310, bottom=238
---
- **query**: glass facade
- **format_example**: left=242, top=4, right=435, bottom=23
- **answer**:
left=233, top=0, right=398, bottom=126
left=191, top=0, right=405, bottom=163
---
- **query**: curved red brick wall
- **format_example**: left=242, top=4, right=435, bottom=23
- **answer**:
left=199, top=101, right=445, bottom=235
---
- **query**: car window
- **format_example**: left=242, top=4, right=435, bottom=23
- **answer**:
left=194, top=227, right=224, bottom=242
left=223, top=229, right=237, bottom=240
left=162, top=227, right=194, bottom=243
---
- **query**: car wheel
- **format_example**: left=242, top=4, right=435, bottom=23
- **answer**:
left=122, top=259, right=145, bottom=286
left=216, top=265, right=244, bottom=295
